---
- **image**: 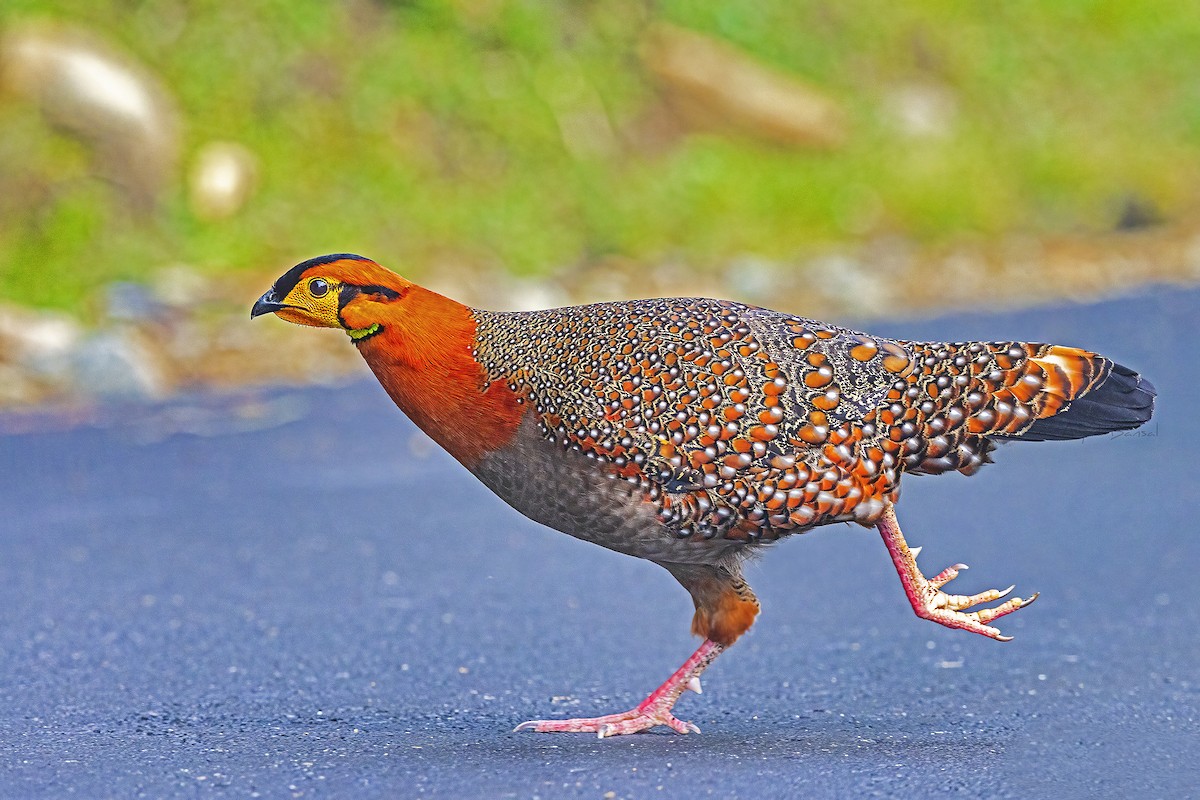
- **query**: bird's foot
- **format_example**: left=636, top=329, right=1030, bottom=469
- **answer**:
left=514, top=695, right=701, bottom=738
left=878, top=506, right=1038, bottom=641
left=515, top=640, right=722, bottom=738
left=909, top=560, right=1038, bottom=641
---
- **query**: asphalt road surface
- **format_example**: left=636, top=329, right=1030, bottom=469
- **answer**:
left=2, top=285, right=1196, bottom=799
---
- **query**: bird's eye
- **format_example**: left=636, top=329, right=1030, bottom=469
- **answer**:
left=309, top=278, right=329, bottom=297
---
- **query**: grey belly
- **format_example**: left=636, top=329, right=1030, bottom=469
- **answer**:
left=470, top=417, right=744, bottom=565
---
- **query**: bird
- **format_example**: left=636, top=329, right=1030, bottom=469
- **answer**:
left=252, top=253, right=1156, bottom=738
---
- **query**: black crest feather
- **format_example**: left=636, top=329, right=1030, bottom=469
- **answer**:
left=270, top=253, right=370, bottom=299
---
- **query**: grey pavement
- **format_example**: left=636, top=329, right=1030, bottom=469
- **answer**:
left=1, top=285, right=1196, bottom=799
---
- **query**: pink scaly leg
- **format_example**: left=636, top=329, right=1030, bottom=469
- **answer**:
left=877, top=502, right=1038, bottom=641
left=515, top=639, right=724, bottom=738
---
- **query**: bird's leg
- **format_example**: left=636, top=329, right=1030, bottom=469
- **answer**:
left=515, top=639, right=724, bottom=738
left=876, top=502, right=1038, bottom=641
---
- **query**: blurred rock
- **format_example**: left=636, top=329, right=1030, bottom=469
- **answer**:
left=640, top=23, right=845, bottom=150
left=189, top=142, right=259, bottom=221
left=151, top=265, right=210, bottom=308
left=0, top=363, right=43, bottom=405
left=105, top=281, right=167, bottom=323
left=0, top=305, right=79, bottom=407
left=0, top=22, right=179, bottom=212
left=0, top=303, right=82, bottom=385
left=1114, top=195, right=1162, bottom=231
left=645, top=259, right=727, bottom=305
left=562, top=256, right=640, bottom=304
left=883, top=82, right=957, bottom=140
left=0, top=303, right=82, bottom=359
left=70, top=329, right=168, bottom=400
left=803, top=253, right=893, bottom=317
left=503, top=277, right=569, bottom=312
left=724, top=255, right=782, bottom=304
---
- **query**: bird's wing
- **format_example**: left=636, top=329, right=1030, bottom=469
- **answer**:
left=475, top=299, right=907, bottom=539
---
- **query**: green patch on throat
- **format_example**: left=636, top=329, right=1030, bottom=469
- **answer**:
left=348, top=323, right=382, bottom=342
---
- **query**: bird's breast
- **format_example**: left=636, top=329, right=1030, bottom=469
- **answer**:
left=470, top=414, right=745, bottom=564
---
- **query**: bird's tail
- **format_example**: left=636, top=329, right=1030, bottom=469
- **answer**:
left=902, top=341, right=1156, bottom=475
left=999, top=346, right=1156, bottom=441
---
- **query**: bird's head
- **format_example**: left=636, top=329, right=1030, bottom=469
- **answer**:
left=250, top=253, right=415, bottom=343
left=251, top=253, right=524, bottom=465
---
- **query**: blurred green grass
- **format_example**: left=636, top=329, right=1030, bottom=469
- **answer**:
left=2, top=0, right=1200, bottom=313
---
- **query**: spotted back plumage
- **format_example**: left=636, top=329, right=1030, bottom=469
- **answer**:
left=470, top=298, right=1154, bottom=546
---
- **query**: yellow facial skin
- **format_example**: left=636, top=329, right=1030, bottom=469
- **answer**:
left=265, top=275, right=383, bottom=342
left=275, top=277, right=343, bottom=328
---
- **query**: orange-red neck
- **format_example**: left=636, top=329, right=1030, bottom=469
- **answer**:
left=350, top=286, right=525, bottom=468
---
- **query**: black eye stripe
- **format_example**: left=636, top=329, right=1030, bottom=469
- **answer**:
left=337, top=283, right=404, bottom=307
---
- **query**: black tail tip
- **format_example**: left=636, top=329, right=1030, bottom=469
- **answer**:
left=1019, top=361, right=1155, bottom=442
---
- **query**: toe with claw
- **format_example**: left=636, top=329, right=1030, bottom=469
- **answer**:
left=515, top=640, right=721, bottom=738
left=515, top=703, right=701, bottom=738
left=877, top=503, right=1039, bottom=640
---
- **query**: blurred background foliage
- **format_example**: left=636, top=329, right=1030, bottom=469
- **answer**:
left=2, top=0, right=1200, bottom=314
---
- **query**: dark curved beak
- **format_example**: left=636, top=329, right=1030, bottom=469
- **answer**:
left=251, top=290, right=286, bottom=319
